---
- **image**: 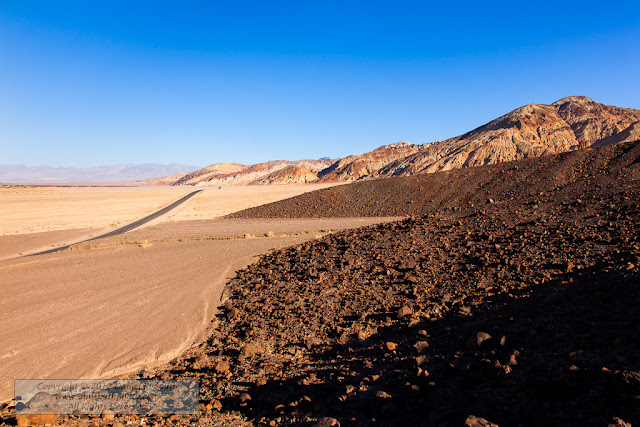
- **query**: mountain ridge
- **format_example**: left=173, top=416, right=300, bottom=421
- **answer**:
left=146, top=96, right=640, bottom=186
left=326, top=96, right=640, bottom=181
left=148, top=159, right=335, bottom=186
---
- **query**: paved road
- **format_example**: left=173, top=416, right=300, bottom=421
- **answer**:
left=29, top=190, right=202, bottom=256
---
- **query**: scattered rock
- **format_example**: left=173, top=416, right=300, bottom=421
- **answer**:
left=397, top=306, right=413, bottom=318
left=101, top=409, right=115, bottom=420
left=465, top=415, right=499, bottom=427
left=375, top=391, right=392, bottom=399
left=144, top=139, right=640, bottom=426
left=313, top=417, right=340, bottom=427
left=468, top=332, right=493, bottom=349
left=227, top=307, right=239, bottom=319
left=414, top=340, right=429, bottom=352
left=240, top=343, right=260, bottom=358
left=215, top=359, right=230, bottom=373
left=608, top=417, right=632, bottom=427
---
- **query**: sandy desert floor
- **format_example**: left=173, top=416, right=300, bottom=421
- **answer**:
left=0, top=185, right=188, bottom=236
left=0, top=183, right=397, bottom=404
left=0, top=183, right=340, bottom=235
left=0, top=183, right=340, bottom=260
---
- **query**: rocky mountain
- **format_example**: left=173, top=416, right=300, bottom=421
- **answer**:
left=319, top=96, right=640, bottom=181
left=0, top=163, right=200, bottom=184
left=317, top=142, right=420, bottom=181
left=161, top=162, right=246, bottom=185
left=154, top=159, right=334, bottom=186
left=249, top=165, right=320, bottom=185
left=141, top=172, right=190, bottom=185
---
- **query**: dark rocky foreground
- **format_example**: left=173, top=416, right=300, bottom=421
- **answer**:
left=3, top=142, right=639, bottom=426
left=166, top=209, right=639, bottom=425
left=145, top=141, right=639, bottom=426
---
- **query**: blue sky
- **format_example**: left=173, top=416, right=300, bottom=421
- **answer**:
left=1, top=1, right=639, bottom=167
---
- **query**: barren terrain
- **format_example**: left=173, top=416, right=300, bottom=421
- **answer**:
left=0, top=217, right=397, bottom=406
left=0, top=181, right=378, bottom=408
left=129, top=140, right=638, bottom=426
left=2, top=141, right=639, bottom=426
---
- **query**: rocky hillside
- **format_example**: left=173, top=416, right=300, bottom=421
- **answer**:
left=152, top=160, right=333, bottom=186
left=146, top=162, right=245, bottom=185
left=147, top=139, right=640, bottom=426
left=229, top=139, right=640, bottom=219
left=319, top=96, right=640, bottom=181
left=250, top=165, right=321, bottom=185
left=318, top=142, right=420, bottom=182
left=143, top=172, right=190, bottom=185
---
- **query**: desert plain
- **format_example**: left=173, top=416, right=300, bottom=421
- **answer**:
left=0, top=183, right=399, bottom=405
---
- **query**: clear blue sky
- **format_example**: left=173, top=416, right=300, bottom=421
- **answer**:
left=1, top=1, right=639, bottom=167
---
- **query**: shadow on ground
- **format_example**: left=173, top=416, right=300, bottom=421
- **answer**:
left=232, top=266, right=639, bottom=426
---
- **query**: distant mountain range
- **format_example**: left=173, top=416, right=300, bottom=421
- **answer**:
left=0, top=163, right=200, bottom=184
left=155, top=96, right=640, bottom=186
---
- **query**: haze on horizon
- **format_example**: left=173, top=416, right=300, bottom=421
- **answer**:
left=1, top=1, right=639, bottom=168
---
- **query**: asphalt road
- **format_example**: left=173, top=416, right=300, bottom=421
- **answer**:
left=28, top=189, right=202, bottom=256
